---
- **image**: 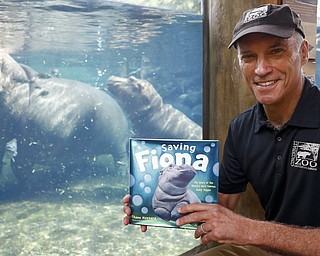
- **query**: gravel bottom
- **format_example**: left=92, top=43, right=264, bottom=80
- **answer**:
left=0, top=177, right=199, bottom=256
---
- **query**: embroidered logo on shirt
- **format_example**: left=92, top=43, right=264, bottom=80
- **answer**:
left=244, top=6, right=268, bottom=23
left=291, top=141, right=319, bottom=171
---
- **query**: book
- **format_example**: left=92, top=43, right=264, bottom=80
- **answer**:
left=129, top=138, right=219, bottom=229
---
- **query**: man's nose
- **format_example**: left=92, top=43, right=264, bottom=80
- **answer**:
left=255, top=58, right=272, bottom=76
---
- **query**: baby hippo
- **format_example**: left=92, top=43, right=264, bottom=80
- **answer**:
left=152, top=163, right=200, bottom=221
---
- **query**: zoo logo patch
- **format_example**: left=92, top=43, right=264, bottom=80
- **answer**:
left=244, top=5, right=268, bottom=23
left=291, top=141, right=320, bottom=171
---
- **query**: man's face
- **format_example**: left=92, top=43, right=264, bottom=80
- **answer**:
left=237, top=33, right=308, bottom=107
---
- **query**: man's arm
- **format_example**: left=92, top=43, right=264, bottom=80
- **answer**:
left=218, top=192, right=320, bottom=255
left=218, top=192, right=241, bottom=210
left=250, top=219, right=320, bottom=256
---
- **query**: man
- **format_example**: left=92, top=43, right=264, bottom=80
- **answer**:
left=123, top=4, right=320, bottom=255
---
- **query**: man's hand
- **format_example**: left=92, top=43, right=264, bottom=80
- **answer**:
left=122, top=194, right=148, bottom=232
left=176, top=203, right=254, bottom=245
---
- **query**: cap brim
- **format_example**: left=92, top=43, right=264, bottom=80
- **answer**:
left=228, top=25, right=295, bottom=49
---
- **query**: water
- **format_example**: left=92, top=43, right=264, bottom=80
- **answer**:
left=0, top=1, right=203, bottom=255
left=1, top=0, right=203, bottom=125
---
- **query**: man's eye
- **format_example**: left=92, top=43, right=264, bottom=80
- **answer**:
left=270, top=48, right=284, bottom=55
left=241, top=54, right=254, bottom=61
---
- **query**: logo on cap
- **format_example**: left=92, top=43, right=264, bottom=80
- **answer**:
left=244, top=5, right=268, bottom=23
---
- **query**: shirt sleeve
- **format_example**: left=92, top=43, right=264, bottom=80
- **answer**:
left=219, top=121, right=249, bottom=194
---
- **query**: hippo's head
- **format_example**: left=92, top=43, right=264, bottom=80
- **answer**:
left=158, top=163, right=196, bottom=189
left=107, top=75, right=162, bottom=113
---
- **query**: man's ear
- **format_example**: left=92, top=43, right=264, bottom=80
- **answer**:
left=300, top=40, right=309, bottom=66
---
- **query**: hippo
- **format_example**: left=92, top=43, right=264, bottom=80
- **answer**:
left=152, top=163, right=200, bottom=221
left=107, top=76, right=202, bottom=139
left=0, top=52, right=129, bottom=187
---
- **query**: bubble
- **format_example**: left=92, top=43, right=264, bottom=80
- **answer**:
left=212, top=162, right=219, bottom=177
left=132, top=141, right=138, bottom=147
left=144, top=174, right=152, bottom=183
left=205, top=195, right=214, bottom=203
left=141, top=207, right=149, bottom=214
left=211, top=143, right=216, bottom=148
left=204, top=146, right=211, bottom=153
left=130, top=174, right=135, bottom=187
left=132, top=195, right=143, bottom=206
left=139, top=182, right=145, bottom=188
left=144, top=186, right=151, bottom=193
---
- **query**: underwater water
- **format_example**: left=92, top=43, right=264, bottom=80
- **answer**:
left=0, top=0, right=203, bottom=255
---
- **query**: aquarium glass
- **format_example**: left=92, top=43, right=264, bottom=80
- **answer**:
left=0, top=0, right=203, bottom=255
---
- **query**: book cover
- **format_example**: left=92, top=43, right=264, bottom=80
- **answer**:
left=129, top=138, right=219, bottom=229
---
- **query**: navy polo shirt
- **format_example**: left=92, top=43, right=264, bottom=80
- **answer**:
left=219, top=78, right=320, bottom=227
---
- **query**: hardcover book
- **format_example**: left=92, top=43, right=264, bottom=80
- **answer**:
left=129, top=138, right=219, bottom=229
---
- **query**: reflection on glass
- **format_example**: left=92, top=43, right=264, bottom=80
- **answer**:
left=0, top=1, right=203, bottom=255
left=108, top=0, right=202, bottom=14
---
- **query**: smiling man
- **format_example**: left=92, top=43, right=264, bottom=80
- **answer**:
left=123, top=4, right=320, bottom=256
left=175, top=4, right=320, bottom=255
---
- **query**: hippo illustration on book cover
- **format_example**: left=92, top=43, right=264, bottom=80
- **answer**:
left=152, top=163, right=201, bottom=221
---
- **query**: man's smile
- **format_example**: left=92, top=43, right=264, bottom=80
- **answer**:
left=255, top=80, right=278, bottom=87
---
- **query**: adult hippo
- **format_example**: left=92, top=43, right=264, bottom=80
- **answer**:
left=0, top=51, right=129, bottom=187
left=107, top=76, right=202, bottom=139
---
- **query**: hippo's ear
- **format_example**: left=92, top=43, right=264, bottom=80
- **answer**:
left=128, top=76, right=143, bottom=92
left=128, top=76, right=138, bottom=83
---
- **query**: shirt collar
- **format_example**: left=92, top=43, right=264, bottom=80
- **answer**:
left=254, top=104, right=268, bottom=133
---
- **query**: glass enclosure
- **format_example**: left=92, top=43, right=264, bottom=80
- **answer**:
left=0, top=0, right=203, bottom=255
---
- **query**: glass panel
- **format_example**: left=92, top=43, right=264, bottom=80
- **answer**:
left=0, top=0, right=203, bottom=255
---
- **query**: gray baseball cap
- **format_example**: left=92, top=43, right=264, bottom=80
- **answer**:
left=228, top=4, right=305, bottom=49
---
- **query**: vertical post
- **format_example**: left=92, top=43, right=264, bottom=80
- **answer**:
left=203, top=0, right=265, bottom=141
left=203, top=0, right=275, bottom=219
